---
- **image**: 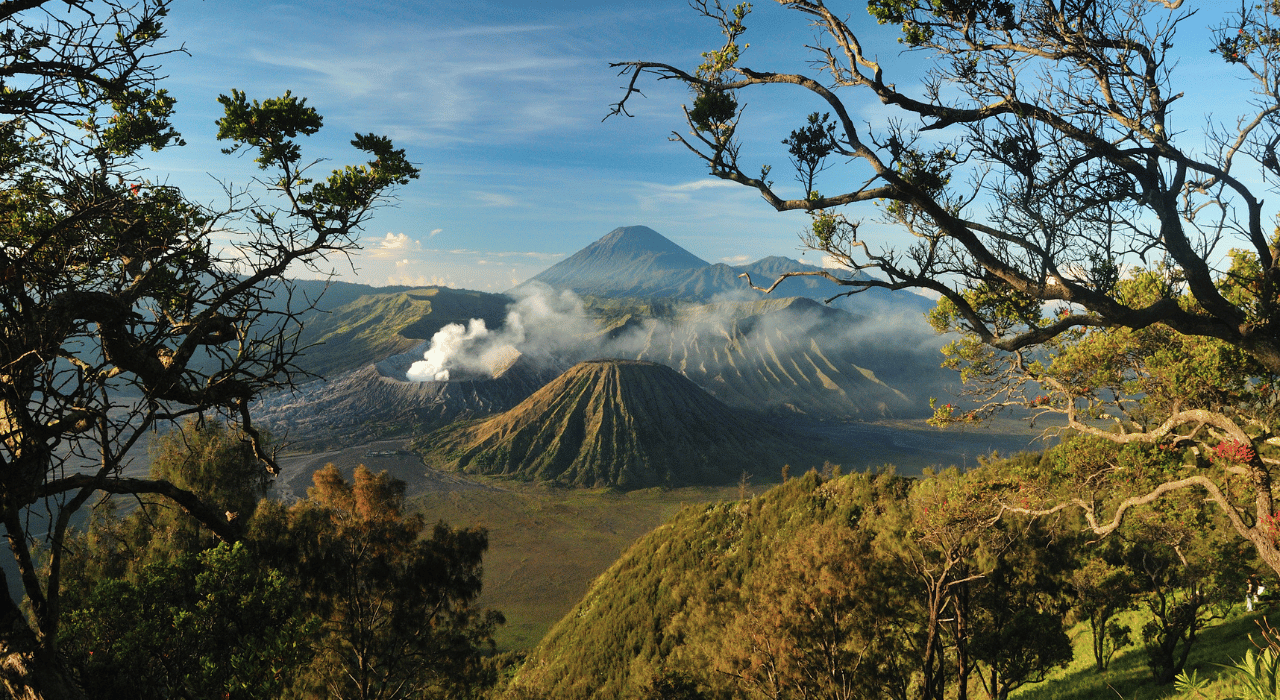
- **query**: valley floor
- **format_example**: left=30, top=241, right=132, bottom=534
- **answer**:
left=269, top=417, right=1055, bottom=651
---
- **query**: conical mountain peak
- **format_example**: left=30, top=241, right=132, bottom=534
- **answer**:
left=585, top=226, right=708, bottom=266
left=419, top=359, right=819, bottom=489
left=530, top=226, right=709, bottom=291
left=522, top=224, right=936, bottom=314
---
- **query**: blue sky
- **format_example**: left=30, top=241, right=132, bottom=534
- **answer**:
left=141, top=1, right=1235, bottom=292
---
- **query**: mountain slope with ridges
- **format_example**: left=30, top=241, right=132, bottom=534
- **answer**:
left=419, top=360, right=829, bottom=489
left=621, top=296, right=914, bottom=418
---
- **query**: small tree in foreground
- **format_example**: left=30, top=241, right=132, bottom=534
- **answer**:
left=57, top=428, right=503, bottom=700
left=611, top=0, right=1280, bottom=577
left=1070, top=553, right=1137, bottom=672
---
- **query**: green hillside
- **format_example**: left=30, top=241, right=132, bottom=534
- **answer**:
left=504, top=466, right=1269, bottom=700
left=507, top=470, right=882, bottom=698
left=295, top=286, right=510, bottom=377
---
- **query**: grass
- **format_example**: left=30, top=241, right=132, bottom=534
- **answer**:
left=1012, top=606, right=1280, bottom=700
left=412, top=480, right=744, bottom=651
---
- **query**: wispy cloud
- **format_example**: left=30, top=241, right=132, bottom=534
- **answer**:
left=663, top=179, right=741, bottom=192
left=473, top=192, right=520, bottom=208
left=387, top=272, right=456, bottom=287
left=422, top=247, right=564, bottom=261
left=220, top=13, right=598, bottom=148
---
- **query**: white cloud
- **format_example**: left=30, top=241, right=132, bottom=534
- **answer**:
left=429, top=228, right=443, bottom=238
left=663, top=179, right=741, bottom=192
left=421, top=247, right=564, bottom=261
left=721, top=254, right=751, bottom=264
left=365, top=233, right=420, bottom=260
left=375, top=232, right=418, bottom=251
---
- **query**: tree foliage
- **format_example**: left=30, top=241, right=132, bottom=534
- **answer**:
left=610, top=0, right=1280, bottom=577
left=0, top=1, right=418, bottom=696
left=58, top=541, right=316, bottom=700
left=251, top=465, right=503, bottom=700
left=55, top=426, right=502, bottom=700
left=1069, top=550, right=1137, bottom=672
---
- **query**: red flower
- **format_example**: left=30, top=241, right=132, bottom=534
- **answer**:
left=1212, top=440, right=1256, bottom=465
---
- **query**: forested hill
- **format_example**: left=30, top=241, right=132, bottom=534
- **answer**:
left=507, top=470, right=896, bottom=698
left=505, top=438, right=1256, bottom=700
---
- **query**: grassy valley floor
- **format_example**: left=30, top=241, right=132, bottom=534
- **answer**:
left=412, top=482, right=743, bottom=651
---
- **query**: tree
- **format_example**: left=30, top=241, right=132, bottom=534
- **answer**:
left=1120, top=491, right=1250, bottom=684
left=714, top=519, right=911, bottom=700
left=0, top=1, right=418, bottom=696
left=57, top=542, right=317, bottom=700
left=611, top=0, right=1280, bottom=576
left=53, top=420, right=317, bottom=700
left=250, top=465, right=503, bottom=700
left=876, top=466, right=1075, bottom=700
left=50, top=420, right=272, bottom=597
left=964, top=521, right=1074, bottom=700
left=637, top=669, right=711, bottom=700
left=1069, top=551, right=1138, bottom=672
left=55, top=431, right=502, bottom=700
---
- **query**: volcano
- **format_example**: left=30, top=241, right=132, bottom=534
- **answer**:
left=419, top=359, right=830, bottom=489
left=252, top=354, right=562, bottom=448
left=531, top=225, right=710, bottom=293
left=524, top=225, right=936, bottom=316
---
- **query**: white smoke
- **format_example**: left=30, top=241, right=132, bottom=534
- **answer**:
left=402, top=280, right=950, bottom=406
left=405, top=283, right=599, bottom=382
left=406, top=319, right=494, bottom=381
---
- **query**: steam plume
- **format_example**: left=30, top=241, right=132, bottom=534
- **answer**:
left=403, top=281, right=948, bottom=409
left=405, top=283, right=598, bottom=381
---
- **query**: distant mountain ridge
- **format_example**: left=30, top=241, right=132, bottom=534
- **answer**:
left=293, top=287, right=510, bottom=377
left=527, top=225, right=935, bottom=316
left=616, top=296, right=916, bottom=419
